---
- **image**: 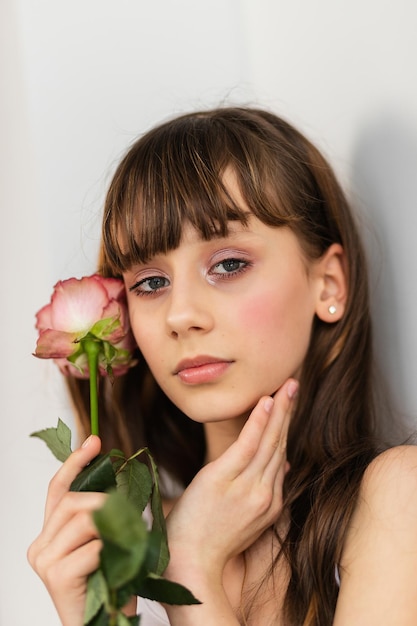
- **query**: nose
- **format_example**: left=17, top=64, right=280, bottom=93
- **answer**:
left=165, top=280, right=214, bottom=339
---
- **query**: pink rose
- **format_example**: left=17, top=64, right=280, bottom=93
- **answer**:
left=34, top=274, right=137, bottom=379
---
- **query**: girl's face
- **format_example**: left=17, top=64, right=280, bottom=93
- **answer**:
left=123, top=212, right=326, bottom=425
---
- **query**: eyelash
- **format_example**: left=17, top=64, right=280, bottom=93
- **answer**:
left=129, top=276, right=169, bottom=297
left=129, top=257, right=251, bottom=297
left=209, top=258, right=251, bottom=279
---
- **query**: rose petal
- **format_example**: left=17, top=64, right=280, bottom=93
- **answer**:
left=34, top=329, right=81, bottom=359
left=98, top=347, right=138, bottom=377
left=35, top=303, right=53, bottom=332
left=95, top=302, right=125, bottom=343
left=98, top=363, right=131, bottom=377
left=116, top=331, right=137, bottom=353
left=50, top=277, right=110, bottom=333
left=96, top=276, right=126, bottom=301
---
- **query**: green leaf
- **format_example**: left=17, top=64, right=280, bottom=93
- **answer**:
left=84, top=569, right=108, bottom=624
left=108, top=448, right=126, bottom=458
left=94, top=491, right=148, bottom=589
left=116, top=613, right=140, bottom=626
left=116, top=459, right=153, bottom=514
left=113, top=585, right=137, bottom=614
left=99, top=540, right=137, bottom=591
left=102, top=341, right=117, bottom=362
left=70, top=454, right=117, bottom=493
left=30, top=418, right=72, bottom=462
left=119, top=530, right=165, bottom=600
left=118, top=448, right=168, bottom=575
left=147, top=454, right=167, bottom=535
left=91, top=317, right=121, bottom=340
left=85, top=605, right=110, bottom=626
left=142, top=530, right=168, bottom=576
left=135, top=573, right=201, bottom=606
left=147, top=455, right=169, bottom=574
left=117, top=531, right=169, bottom=610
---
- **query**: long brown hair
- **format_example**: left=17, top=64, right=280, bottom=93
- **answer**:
left=69, top=107, right=381, bottom=625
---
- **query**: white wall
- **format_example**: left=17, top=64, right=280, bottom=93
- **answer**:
left=1, top=1, right=416, bottom=624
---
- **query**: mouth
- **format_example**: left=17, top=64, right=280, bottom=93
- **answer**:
left=174, top=355, right=233, bottom=385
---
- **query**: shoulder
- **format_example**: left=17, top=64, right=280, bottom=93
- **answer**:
left=346, top=444, right=417, bottom=545
left=360, top=444, right=417, bottom=508
left=334, top=445, right=417, bottom=624
left=364, top=443, right=417, bottom=481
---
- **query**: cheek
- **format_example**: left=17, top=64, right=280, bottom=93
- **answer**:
left=129, top=312, right=162, bottom=364
left=237, top=290, right=284, bottom=334
left=133, top=327, right=171, bottom=382
left=236, top=286, right=315, bottom=358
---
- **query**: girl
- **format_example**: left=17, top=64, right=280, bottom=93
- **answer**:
left=28, top=107, right=417, bottom=625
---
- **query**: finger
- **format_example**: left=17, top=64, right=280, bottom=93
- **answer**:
left=252, top=378, right=298, bottom=475
left=28, top=491, right=106, bottom=580
left=217, top=395, right=275, bottom=479
left=63, top=538, right=102, bottom=579
left=44, top=435, right=102, bottom=523
left=272, top=460, right=288, bottom=501
left=41, top=505, right=103, bottom=565
left=41, top=538, right=103, bottom=592
left=41, top=491, right=107, bottom=546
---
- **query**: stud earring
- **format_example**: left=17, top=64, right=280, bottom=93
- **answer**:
left=328, top=305, right=337, bottom=315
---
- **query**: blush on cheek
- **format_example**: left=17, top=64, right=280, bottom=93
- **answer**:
left=239, top=292, right=281, bottom=331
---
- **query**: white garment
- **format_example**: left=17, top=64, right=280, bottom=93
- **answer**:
left=137, top=598, right=170, bottom=626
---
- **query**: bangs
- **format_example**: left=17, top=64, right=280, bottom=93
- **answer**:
left=102, top=110, right=302, bottom=274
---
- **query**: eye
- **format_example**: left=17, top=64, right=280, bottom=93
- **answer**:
left=129, top=275, right=170, bottom=296
left=209, top=258, right=251, bottom=278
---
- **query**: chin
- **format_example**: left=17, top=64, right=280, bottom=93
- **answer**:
left=161, top=380, right=278, bottom=424
left=177, top=398, right=255, bottom=425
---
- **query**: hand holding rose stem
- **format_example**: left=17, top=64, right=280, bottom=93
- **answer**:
left=31, top=274, right=200, bottom=625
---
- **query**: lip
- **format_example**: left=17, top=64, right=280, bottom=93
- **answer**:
left=174, top=355, right=233, bottom=384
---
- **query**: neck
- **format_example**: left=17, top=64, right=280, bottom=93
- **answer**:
left=203, top=414, right=248, bottom=463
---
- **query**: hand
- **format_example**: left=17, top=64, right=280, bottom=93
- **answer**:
left=27, top=435, right=105, bottom=626
left=165, top=378, right=298, bottom=583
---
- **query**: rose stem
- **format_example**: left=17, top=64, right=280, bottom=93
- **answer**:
left=84, top=339, right=100, bottom=436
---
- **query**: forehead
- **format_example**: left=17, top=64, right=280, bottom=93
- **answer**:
left=102, top=119, right=296, bottom=274
left=106, top=167, right=257, bottom=271
left=178, top=216, right=253, bottom=246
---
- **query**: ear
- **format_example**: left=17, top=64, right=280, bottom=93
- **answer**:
left=314, top=243, right=347, bottom=323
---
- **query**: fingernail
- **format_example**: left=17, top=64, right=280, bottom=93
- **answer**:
left=263, top=397, right=274, bottom=413
left=287, top=380, right=299, bottom=399
left=82, top=435, right=92, bottom=448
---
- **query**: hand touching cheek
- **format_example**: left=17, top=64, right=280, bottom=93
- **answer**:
left=164, top=379, right=298, bottom=584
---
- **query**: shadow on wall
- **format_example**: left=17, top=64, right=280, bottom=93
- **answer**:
left=351, top=113, right=417, bottom=444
